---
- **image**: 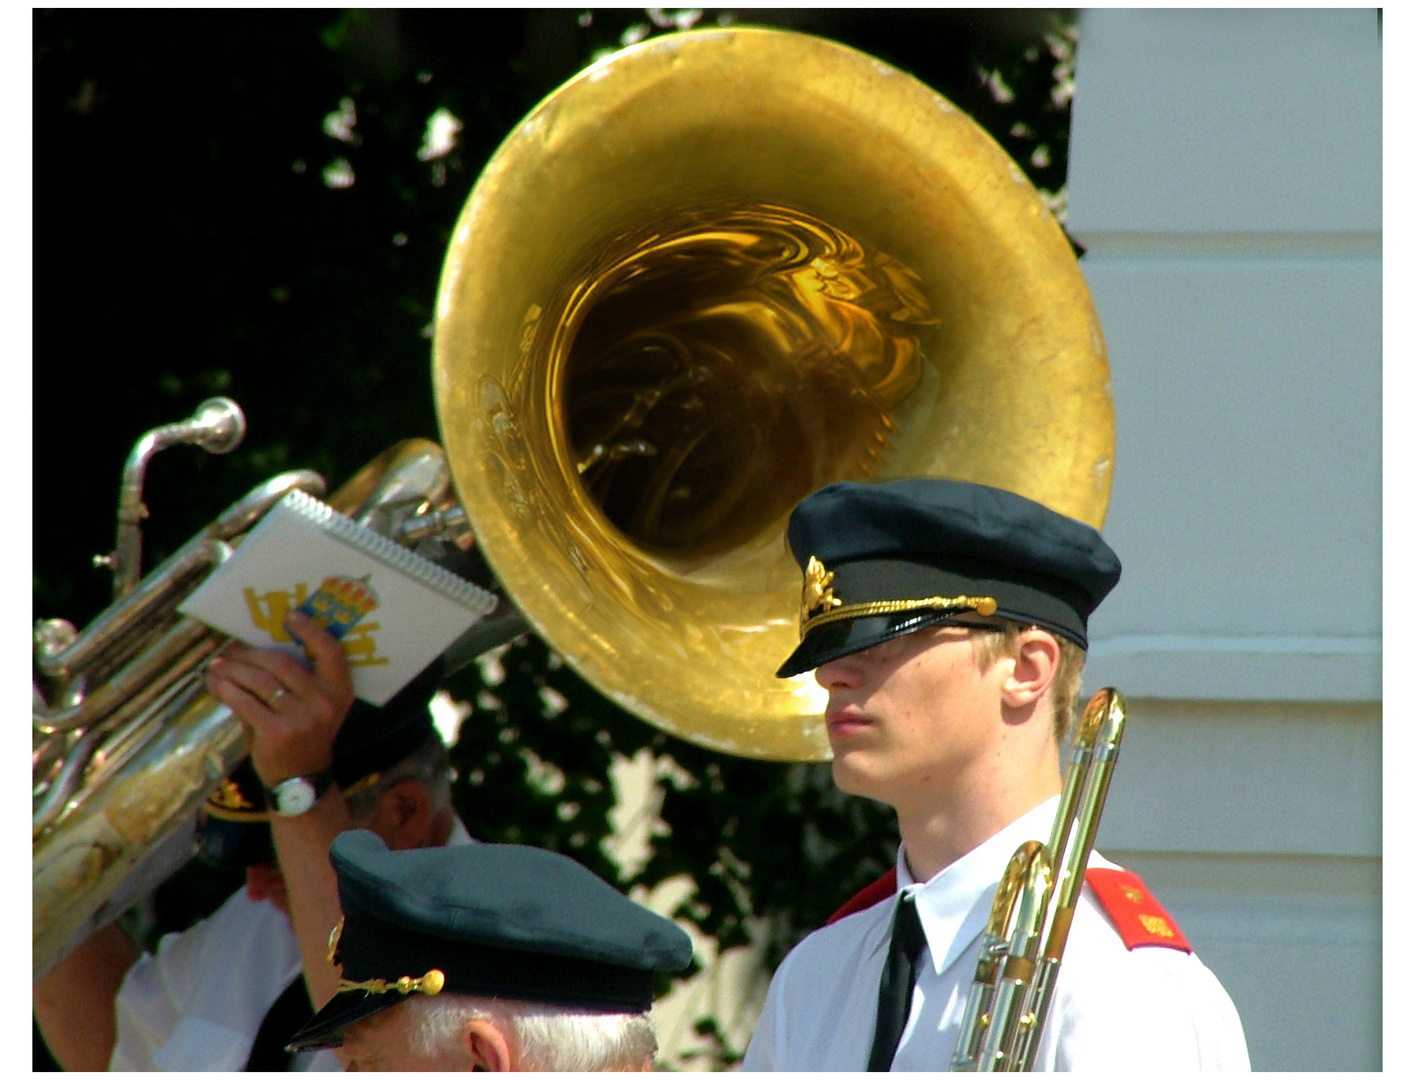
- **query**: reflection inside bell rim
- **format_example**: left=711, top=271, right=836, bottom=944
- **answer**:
left=551, top=201, right=939, bottom=560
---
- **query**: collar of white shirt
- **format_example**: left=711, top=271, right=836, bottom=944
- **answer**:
left=447, top=815, right=475, bottom=846
left=892, top=795, right=1062, bottom=978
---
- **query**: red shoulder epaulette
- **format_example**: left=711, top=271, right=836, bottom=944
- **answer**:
left=826, top=869, right=897, bottom=925
left=1085, top=867, right=1192, bottom=953
left=824, top=867, right=1191, bottom=953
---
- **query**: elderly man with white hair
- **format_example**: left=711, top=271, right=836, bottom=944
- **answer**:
left=285, top=830, right=694, bottom=1071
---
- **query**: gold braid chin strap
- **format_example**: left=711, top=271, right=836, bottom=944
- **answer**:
left=801, top=593, right=998, bottom=638
left=798, top=555, right=996, bottom=639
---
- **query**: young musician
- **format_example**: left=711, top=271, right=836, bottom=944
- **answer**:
left=742, top=478, right=1250, bottom=1071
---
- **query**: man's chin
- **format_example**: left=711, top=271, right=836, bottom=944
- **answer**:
left=830, top=757, right=891, bottom=804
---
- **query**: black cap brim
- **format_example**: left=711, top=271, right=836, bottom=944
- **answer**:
left=776, top=611, right=947, bottom=678
left=194, top=815, right=276, bottom=870
left=287, top=988, right=400, bottom=1052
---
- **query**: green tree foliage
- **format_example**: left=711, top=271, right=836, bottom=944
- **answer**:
left=33, top=8, right=1076, bottom=1069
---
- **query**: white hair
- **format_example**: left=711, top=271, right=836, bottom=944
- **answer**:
left=406, top=993, right=658, bottom=1071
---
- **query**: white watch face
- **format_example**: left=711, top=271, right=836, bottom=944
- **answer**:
left=273, top=777, right=317, bottom=816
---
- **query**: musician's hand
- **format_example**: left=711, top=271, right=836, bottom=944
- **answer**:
left=205, top=611, right=355, bottom=786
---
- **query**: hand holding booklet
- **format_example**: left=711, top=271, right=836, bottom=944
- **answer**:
left=178, top=490, right=497, bottom=704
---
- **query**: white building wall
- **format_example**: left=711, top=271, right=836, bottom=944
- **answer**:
left=1068, top=9, right=1381, bottom=1071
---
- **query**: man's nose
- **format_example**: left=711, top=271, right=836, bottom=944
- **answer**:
left=245, top=863, right=285, bottom=903
left=814, top=654, right=865, bottom=691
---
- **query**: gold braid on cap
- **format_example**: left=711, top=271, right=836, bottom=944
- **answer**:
left=203, top=771, right=383, bottom=824
left=327, top=915, right=445, bottom=997
left=798, top=555, right=997, bottom=639
left=338, top=969, right=446, bottom=997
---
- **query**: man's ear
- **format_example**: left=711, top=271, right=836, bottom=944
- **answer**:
left=1000, top=628, right=1060, bottom=711
left=465, top=1017, right=515, bottom=1072
left=371, top=778, right=434, bottom=851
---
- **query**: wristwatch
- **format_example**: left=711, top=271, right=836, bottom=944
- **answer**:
left=265, top=768, right=336, bottom=817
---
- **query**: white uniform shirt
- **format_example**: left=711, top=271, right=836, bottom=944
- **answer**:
left=111, top=817, right=474, bottom=1071
left=743, top=799, right=1250, bottom=1071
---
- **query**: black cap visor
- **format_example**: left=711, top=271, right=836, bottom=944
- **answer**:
left=194, top=815, right=276, bottom=871
left=286, top=986, right=401, bottom=1053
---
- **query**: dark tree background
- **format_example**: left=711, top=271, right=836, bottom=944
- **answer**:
left=33, top=8, right=1076, bottom=1069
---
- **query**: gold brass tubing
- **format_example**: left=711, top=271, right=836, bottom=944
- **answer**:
left=36, top=539, right=230, bottom=682
left=956, top=694, right=1127, bottom=1073
left=974, top=843, right=1051, bottom=1071
left=31, top=449, right=441, bottom=978
left=1050, top=690, right=1126, bottom=929
left=32, top=683, right=249, bottom=977
left=42, top=470, right=324, bottom=682
left=32, top=637, right=221, bottom=838
left=34, top=616, right=221, bottom=735
left=31, top=725, right=106, bottom=840
left=1013, top=689, right=1127, bottom=1072
left=67, top=655, right=217, bottom=818
left=106, top=398, right=247, bottom=599
left=952, top=841, right=1039, bottom=1069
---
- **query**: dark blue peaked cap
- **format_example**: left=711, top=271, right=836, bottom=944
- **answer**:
left=777, top=478, right=1121, bottom=677
left=287, top=832, right=694, bottom=1051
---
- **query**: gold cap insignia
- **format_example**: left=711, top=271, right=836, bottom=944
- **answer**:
left=800, top=556, right=842, bottom=632
left=208, top=777, right=255, bottom=812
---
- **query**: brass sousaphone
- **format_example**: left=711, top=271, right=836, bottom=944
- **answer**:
left=33, top=27, right=1113, bottom=977
left=434, top=27, right=1113, bottom=760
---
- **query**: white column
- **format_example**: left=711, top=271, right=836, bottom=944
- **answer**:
left=1068, top=9, right=1381, bottom=1070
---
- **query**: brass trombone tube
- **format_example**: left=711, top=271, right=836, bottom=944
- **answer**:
left=952, top=842, right=1037, bottom=1070
left=1014, top=690, right=1127, bottom=1071
left=950, top=689, right=1129, bottom=1072
left=975, top=845, right=1053, bottom=1072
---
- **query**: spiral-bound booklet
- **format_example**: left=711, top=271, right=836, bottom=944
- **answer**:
left=178, top=490, right=497, bottom=704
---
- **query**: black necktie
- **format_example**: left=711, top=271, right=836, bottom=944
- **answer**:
left=866, top=892, right=927, bottom=1071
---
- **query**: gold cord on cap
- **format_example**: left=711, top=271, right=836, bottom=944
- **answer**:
left=800, top=593, right=998, bottom=639
left=204, top=771, right=381, bottom=824
left=338, top=969, right=446, bottom=997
